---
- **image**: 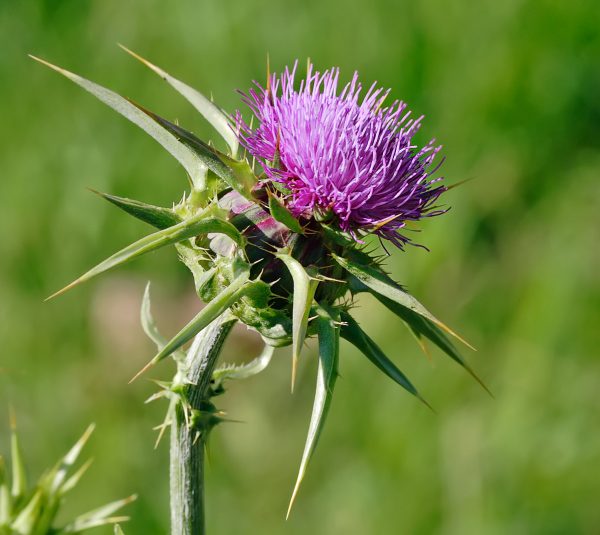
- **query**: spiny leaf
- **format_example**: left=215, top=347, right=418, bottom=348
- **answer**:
left=267, top=192, right=304, bottom=234
left=10, top=413, right=26, bottom=499
left=10, top=490, right=42, bottom=533
left=59, top=458, right=94, bottom=495
left=212, top=344, right=275, bottom=388
left=373, top=293, right=491, bottom=395
left=0, top=457, right=10, bottom=525
left=60, top=495, right=136, bottom=533
left=332, top=253, right=474, bottom=349
left=340, top=312, right=432, bottom=409
left=29, top=55, right=208, bottom=189
left=89, top=188, right=180, bottom=230
left=141, top=283, right=185, bottom=361
left=47, top=424, right=95, bottom=494
left=287, top=305, right=339, bottom=518
left=132, top=104, right=256, bottom=199
left=119, top=45, right=239, bottom=158
left=47, top=206, right=242, bottom=300
left=131, top=270, right=251, bottom=382
left=275, top=252, right=319, bottom=391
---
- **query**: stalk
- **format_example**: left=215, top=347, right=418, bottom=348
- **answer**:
left=170, top=315, right=235, bottom=535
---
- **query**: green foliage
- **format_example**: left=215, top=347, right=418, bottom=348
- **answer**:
left=339, top=311, right=430, bottom=409
left=0, top=418, right=134, bottom=534
left=119, top=45, right=240, bottom=158
left=287, top=305, right=339, bottom=518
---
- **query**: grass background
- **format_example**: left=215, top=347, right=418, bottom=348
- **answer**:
left=1, top=0, right=599, bottom=533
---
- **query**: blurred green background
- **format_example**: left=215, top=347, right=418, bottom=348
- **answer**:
left=1, top=0, right=599, bottom=533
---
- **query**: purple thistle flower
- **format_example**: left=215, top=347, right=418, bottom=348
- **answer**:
left=236, top=62, right=447, bottom=248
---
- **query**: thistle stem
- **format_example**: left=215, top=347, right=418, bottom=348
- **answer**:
left=170, top=315, right=235, bottom=535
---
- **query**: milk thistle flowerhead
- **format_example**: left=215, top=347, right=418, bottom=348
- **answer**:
left=33, top=48, right=485, bottom=521
left=237, top=62, right=446, bottom=248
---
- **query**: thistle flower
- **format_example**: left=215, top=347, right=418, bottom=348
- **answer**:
left=237, top=62, right=446, bottom=247
left=32, top=49, right=485, bottom=527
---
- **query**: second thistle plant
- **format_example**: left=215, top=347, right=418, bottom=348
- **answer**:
left=33, top=48, right=486, bottom=532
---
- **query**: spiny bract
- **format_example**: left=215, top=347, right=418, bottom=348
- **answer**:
left=33, top=48, right=484, bottom=515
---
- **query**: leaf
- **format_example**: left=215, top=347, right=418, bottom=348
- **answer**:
left=275, top=252, right=319, bottom=391
left=47, top=206, right=242, bottom=300
left=60, top=495, right=136, bottom=533
left=373, top=293, right=491, bottom=395
left=29, top=55, right=208, bottom=189
left=133, top=105, right=256, bottom=199
left=114, top=525, right=126, bottom=535
left=140, top=283, right=185, bottom=361
left=46, top=424, right=95, bottom=494
left=340, top=312, right=432, bottom=409
left=119, top=45, right=239, bottom=158
left=90, top=189, right=180, bottom=230
left=10, top=490, right=42, bottom=534
left=267, top=192, right=304, bottom=234
left=287, top=306, right=339, bottom=518
left=332, top=253, right=474, bottom=349
left=212, top=344, right=275, bottom=388
left=10, top=414, right=26, bottom=499
left=130, top=270, right=251, bottom=382
left=0, top=457, right=10, bottom=525
left=59, top=458, right=94, bottom=495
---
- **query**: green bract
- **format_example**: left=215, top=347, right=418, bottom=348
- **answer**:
left=33, top=49, right=485, bottom=515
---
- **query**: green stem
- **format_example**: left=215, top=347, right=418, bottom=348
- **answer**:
left=170, top=315, right=235, bottom=535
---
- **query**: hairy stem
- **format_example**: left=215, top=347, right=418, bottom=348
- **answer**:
left=170, top=315, right=235, bottom=535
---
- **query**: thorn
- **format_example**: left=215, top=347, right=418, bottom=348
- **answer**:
left=418, top=395, right=436, bottom=414
left=369, top=213, right=403, bottom=232
left=154, top=419, right=170, bottom=449
left=129, top=358, right=157, bottom=384
left=434, top=320, right=477, bottom=351
left=118, top=44, right=166, bottom=80
left=45, top=278, right=82, bottom=301
left=266, top=53, right=272, bottom=103
left=8, top=405, right=16, bottom=430
left=286, top=479, right=302, bottom=520
left=290, top=353, right=298, bottom=394
left=446, top=177, right=476, bottom=191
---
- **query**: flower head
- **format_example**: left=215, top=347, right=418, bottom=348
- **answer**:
left=237, top=62, right=447, bottom=247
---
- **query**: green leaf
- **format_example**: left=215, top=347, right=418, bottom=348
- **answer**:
left=131, top=270, right=251, bottom=382
left=372, top=293, right=491, bottom=395
left=267, top=193, right=304, bottom=234
left=59, top=458, right=93, bottom=495
left=114, top=525, right=126, bottom=535
left=47, top=206, right=242, bottom=300
left=287, top=305, right=339, bottom=518
left=119, top=45, right=239, bottom=158
left=340, top=312, right=431, bottom=408
left=10, top=491, right=42, bottom=534
left=90, top=189, right=180, bottom=230
left=29, top=56, right=208, bottom=189
left=212, top=344, right=274, bottom=388
left=0, top=457, right=10, bottom=525
left=140, top=283, right=185, bottom=361
left=133, top=105, right=256, bottom=199
left=332, top=253, right=474, bottom=349
left=10, top=418, right=26, bottom=500
left=46, top=424, right=95, bottom=494
left=275, top=252, right=319, bottom=391
left=59, top=495, right=136, bottom=533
